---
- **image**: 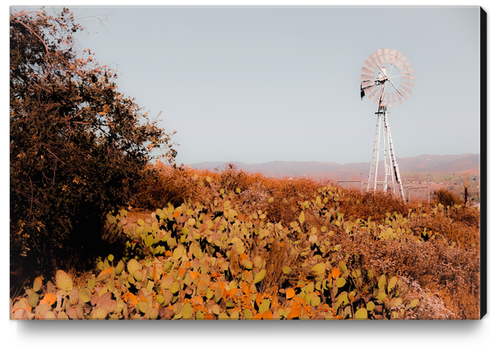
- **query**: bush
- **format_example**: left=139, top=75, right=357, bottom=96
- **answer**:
left=10, top=8, right=177, bottom=281
left=432, top=189, right=462, bottom=207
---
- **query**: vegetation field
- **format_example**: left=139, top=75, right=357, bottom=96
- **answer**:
left=10, top=163, right=481, bottom=320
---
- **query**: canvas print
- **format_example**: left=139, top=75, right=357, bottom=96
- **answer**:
left=9, top=6, right=484, bottom=320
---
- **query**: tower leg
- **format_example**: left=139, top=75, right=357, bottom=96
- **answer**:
left=384, top=113, right=405, bottom=200
left=367, top=114, right=382, bottom=193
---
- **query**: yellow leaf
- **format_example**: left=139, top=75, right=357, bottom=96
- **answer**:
left=298, top=211, right=305, bottom=224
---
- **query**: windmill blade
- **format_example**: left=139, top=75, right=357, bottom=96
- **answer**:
left=403, top=61, right=413, bottom=69
left=395, top=90, right=404, bottom=105
left=367, top=55, right=381, bottom=70
left=384, top=48, right=391, bottom=64
left=387, top=79, right=403, bottom=97
left=367, top=84, right=380, bottom=96
left=398, top=87, right=408, bottom=99
left=372, top=50, right=383, bottom=67
left=377, top=49, right=385, bottom=63
left=369, top=88, right=382, bottom=102
left=390, top=49, right=402, bottom=65
left=361, top=74, right=376, bottom=82
left=361, top=67, right=375, bottom=76
left=361, top=85, right=377, bottom=99
left=362, top=60, right=377, bottom=73
left=396, top=58, right=408, bottom=71
left=361, top=83, right=378, bottom=99
left=401, top=80, right=415, bottom=89
left=391, top=92, right=398, bottom=107
left=361, top=81, right=376, bottom=90
left=400, top=84, right=413, bottom=95
left=401, top=68, right=415, bottom=75
left=402, top=75, right=416, bottom=82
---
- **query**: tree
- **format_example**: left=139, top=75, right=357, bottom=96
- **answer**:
left=10, top=8, right=177, bottom=278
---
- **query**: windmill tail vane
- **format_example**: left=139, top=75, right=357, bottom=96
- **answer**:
left=360, top=48, right=414, bottom=201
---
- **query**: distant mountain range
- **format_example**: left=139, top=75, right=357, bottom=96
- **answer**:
left=189, top=153, right=480, bottom=179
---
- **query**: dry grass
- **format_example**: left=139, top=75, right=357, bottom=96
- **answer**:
left=18, top=162, right=477, bottom=320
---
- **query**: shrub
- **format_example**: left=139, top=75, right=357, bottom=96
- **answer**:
left=432, top=189, right=462, bottom=207
left=10, top=8, right=177, bottom=282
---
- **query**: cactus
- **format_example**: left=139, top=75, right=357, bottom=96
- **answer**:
left=55, top=270, right=73, bottom=292
left=79, top=287, right=92, bottom=303
left=92, top=307, right=107, bottom=320
left=253, top=269, right=266, bottom=284
left=127, top=258, right=141, bottom=275
left=33, top=277, right=43, bottom=292
left=28, top=292, right=39, bottom=308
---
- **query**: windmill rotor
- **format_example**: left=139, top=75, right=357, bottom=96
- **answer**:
left=360, top=48, right=415, bottom=108
left=360, top=48, right=414, bottom=201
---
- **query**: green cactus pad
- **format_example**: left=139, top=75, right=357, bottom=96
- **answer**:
left=33, top=277, right=43, bottom=292
left=92, top=307, right=107, bottom=319
left=44, top=311, right=56, bottom=319
left=127, top=259, right=141, bottom=275
left=378, top=275, right=386, bottom=289
left=336, top=277, right=346, bottom=288
left=311, top=263, right=326, bottom=277
left=79, top=287, right=92, bottom=303
left=115, top=260, right=125, bottom=275
left=182, top=303, right=193, bottom=319
left=355, top=308, right=368, bottom=319
left=55, top=270, right=73, bottom=291
left=133, top=270, right=143, bottom=282
left=28, top=292, right=39, bottom=308
left=254, top=269, right=266, bottom=284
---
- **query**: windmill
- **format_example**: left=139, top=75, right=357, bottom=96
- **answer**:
left=360, top=48, right=415, bottom=200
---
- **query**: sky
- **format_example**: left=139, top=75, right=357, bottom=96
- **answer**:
left=9, top=5, right=482, bottom=166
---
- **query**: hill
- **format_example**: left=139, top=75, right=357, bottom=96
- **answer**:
left=190, top=153, right=480, bottom=179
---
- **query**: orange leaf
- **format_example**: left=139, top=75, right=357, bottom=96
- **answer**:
left=288, top=307, right=302, bottom=319
left=230, top=288, right=238, bottom=296
left=165, top=250, right=173, bottom=257
left=253, top=312, right=263, bottom=320
left=178, top=267, right=185, bottom=278
left=122, top=292, right=138, bottom=306
left=153, top=265, right=157, bottom=281
left=239, top=253, right=248, bottom=260
left=286, top=288, right=295, bottom=299
left=331, top=267, right=341, bottom=279
left=256, top=292, right=263, bottom=305
left=190, top=271, right=200, bottom=280
left=204, top=313, right=215, bottom=320
left=243, top=270, right=253, bottom=283
left=40, top=293, right=56, bottom=306
left=263, top=310, right=273, bottom=320
left=173, top=211, right=181, bottom=218
left=100, top=267, right=112, bottom=276
left=193, top=296, right=203, bottom=306
left=242, top=283, right=250, bottom=295
left=291, top=300, right=301, bottom=309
